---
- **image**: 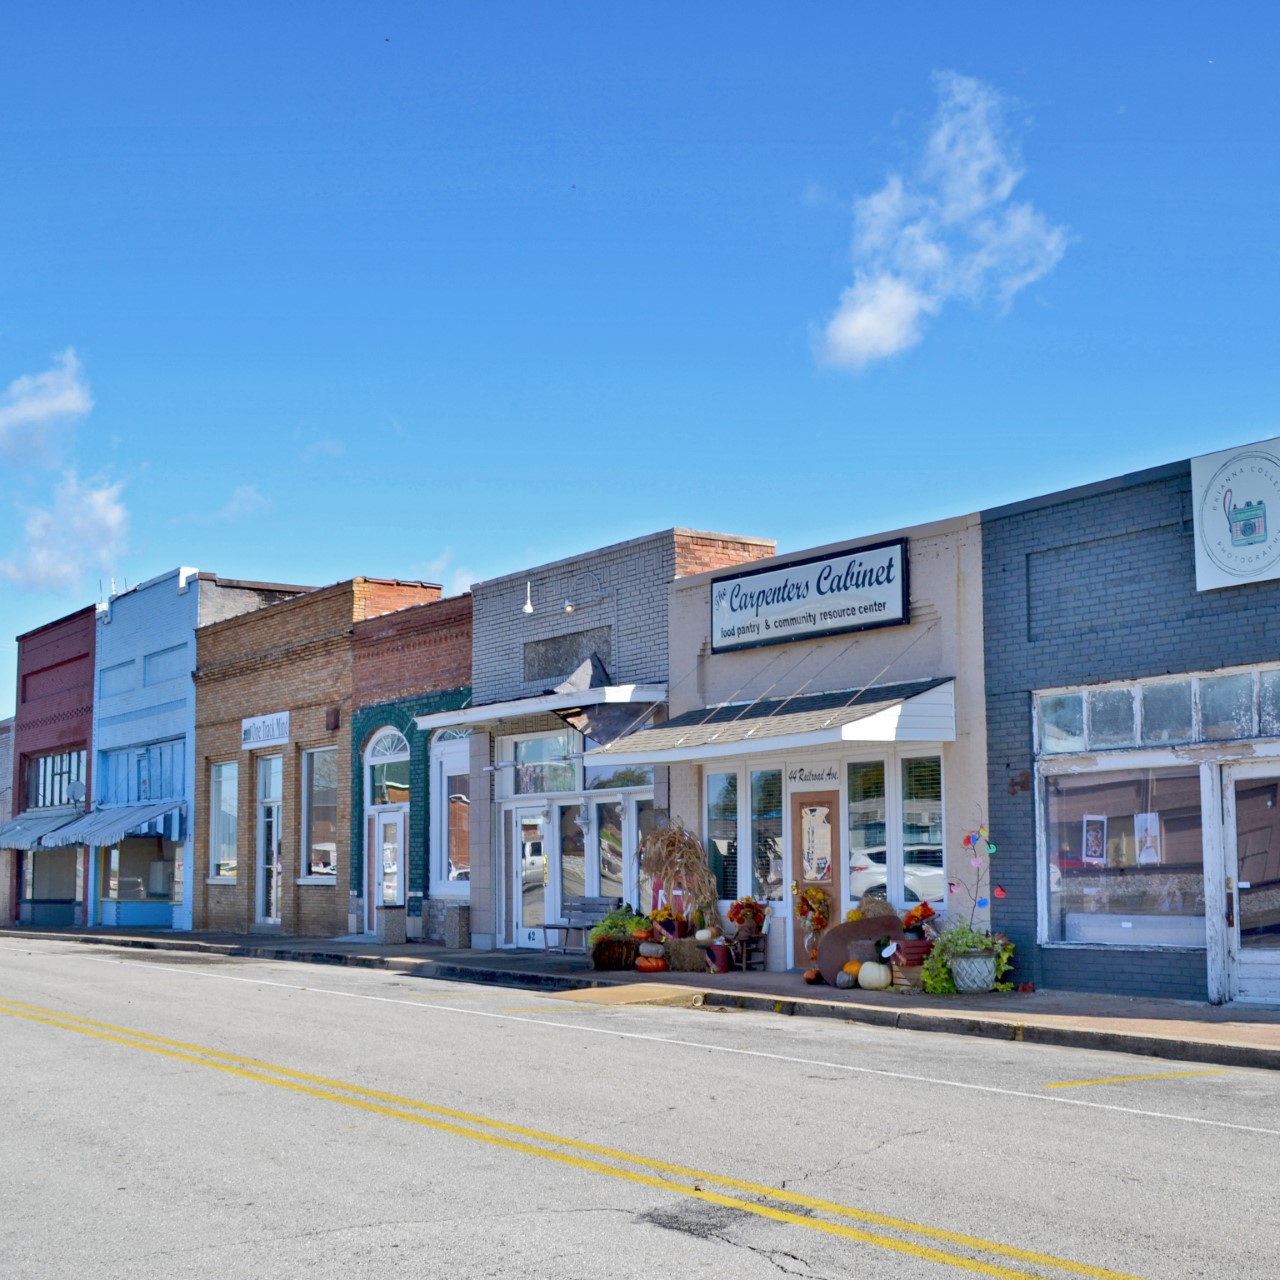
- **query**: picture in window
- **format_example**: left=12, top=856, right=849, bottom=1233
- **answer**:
left=1082, top=815, right=1107, bottom=866
left=1134, top=812, right=1161, bottom=866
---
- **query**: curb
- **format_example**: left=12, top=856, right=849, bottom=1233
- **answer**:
left=8, top=929, right=1279, bottom=1072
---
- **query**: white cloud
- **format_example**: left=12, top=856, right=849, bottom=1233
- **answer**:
left=0, top=471, right=128, bottom=591
left=821, top=71, right=1069, bottom=370
left=0, top=349, right=93, bottom=462
left=217, top=485, right=271, bottom=520
left=418, top=547, right=475, bottom=597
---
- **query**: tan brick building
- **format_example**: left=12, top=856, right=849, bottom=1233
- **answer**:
left=194, top=578, right=441, bottom=936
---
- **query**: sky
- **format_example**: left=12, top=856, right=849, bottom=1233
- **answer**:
left=2, top=4, right=1278, bottom=718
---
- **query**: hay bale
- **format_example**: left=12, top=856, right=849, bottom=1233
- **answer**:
left=664, top=938, right=706, bottom=972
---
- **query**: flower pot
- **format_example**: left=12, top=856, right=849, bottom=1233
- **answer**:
left=950, top=952, right=996, bottom=993
left=733, top=920, right=759, bottom=939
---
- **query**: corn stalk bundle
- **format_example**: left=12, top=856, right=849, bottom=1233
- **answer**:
left=640, top=818, right=721, bottom=927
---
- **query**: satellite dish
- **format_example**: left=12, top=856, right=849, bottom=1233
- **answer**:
left=68, top=780, right=86, bottom=805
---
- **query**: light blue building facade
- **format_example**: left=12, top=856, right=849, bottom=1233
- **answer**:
left=46, top=569, right=305, bottom=930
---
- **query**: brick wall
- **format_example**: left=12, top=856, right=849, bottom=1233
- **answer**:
left=981, top=460, right=1280, bottom=999
left=471, top=529, right=771, bottom=706
left=193, top=579, right=439, bottom=936
left=353, top=595, right=472, bottom=710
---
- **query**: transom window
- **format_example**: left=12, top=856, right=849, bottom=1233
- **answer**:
left=25, top=749, right=86, bottom=808
left=1038, top=666, right=1280, bottom=755
left=367, top=729, right=410, bottom=806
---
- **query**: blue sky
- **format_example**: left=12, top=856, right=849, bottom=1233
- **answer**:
left=2, top=4, right=1278, bottom=718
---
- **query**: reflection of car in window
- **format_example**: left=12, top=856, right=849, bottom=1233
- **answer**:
left=848, top=846, right=944, bottom=904
left=521, top=839, right=545, bottom=888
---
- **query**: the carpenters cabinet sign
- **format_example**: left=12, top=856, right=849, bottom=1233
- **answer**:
left=1192, top=438, right=1280, bottom=591
left=711, top=538, right=909, bottom=653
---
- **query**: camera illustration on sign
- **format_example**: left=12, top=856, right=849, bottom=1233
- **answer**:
left=1225, top=490, right=1267, bottom=548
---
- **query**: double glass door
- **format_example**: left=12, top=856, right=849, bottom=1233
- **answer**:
left=507, top=795, right=653, bottom=947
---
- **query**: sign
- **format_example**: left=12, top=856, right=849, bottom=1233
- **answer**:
left=787, top=762, right=840, bottom=785
left=710, top=538, right=908, bottom=653
left=242, top=711, right=290, bottom=750
left=1192, top=438, right=1280, bottom=590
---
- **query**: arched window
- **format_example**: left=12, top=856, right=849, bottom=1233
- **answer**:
left=366, top=729, right=410, bottom=807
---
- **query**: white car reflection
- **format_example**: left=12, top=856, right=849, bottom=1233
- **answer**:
left=848, top=847, right=944, bottom=904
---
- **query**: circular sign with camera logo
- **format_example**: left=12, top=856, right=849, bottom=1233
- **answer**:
left=1195, top=446, right=1280, bottom=584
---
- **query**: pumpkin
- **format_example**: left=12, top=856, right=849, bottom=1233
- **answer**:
left=694, top=928, right=717, bottom=943
left=842, top=960, right=863, bottom=978
left=857, top=960, right=892, bottom=990
left=637, top=941, right=666, bottom=959
left=635, top=955, right=668, bottom=973
left=834, top=970, right=856, bottom=989
left=803, top=968, right=823, bottom=984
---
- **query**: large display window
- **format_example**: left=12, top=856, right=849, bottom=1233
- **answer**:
left=1042, top=766, right=1206, bottom=947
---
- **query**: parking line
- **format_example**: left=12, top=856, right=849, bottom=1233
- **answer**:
left=1045, top=1069, right=1229, bottom=1090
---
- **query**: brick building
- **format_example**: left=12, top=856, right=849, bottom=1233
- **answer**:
left=350, top=592, right=472, bottom=942
left=0, top=717, right=13, bottom=925
left=193, top=578, right=441, bottom=936
left=983, top=439, right=1280, bottom=1004
left=414, top=530, right=774, bottom=951
left=0, top=607, right=95, bottom=926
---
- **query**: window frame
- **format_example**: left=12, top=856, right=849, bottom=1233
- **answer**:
left=207, top=760, right=239, bottom=882
left=430, top=733, right=471, bottom=897
left=299, top=746, right=339, bottom=883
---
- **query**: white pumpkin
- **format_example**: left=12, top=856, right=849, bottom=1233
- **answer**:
left=638, top=941, right=666, bottom=959
left=857, top=961, right=892, bottom=990
left=694, top=928, right=715, bottom=943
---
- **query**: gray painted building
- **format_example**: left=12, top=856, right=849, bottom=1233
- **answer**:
left=983, top=454, right=1280, bottom=1003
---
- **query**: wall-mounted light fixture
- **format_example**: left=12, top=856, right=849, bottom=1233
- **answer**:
left=522, top=582, right=534, bottom=615
left=563, top=569, right=605, bottom=614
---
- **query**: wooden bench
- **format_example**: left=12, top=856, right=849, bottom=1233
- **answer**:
left=543, top=896, right=623, bottom=954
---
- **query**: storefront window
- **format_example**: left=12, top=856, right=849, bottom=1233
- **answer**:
left=902, top=757, right=944, bottom=905
left=1261, top=672, right=1280, bottom=737
left=209, top=761, right=238, bottom=879
left=706, top=772, right=737, bottom=899
left=596, top=801, right=623, bottom=901
left=847, top=761, right=887, bottom=899
left=558, top=804, right=586, bottom=898
left=104, top=839, right=175, bottom=901
left=750, top=770, right=783, bottom=901
left=445, top=772, right=471, bottom=882
left=25, top=749, right=87, bottom=808
left=514, top=733, right=575, bottom=794
left=303, top=748, right=338, bottom=877
left=1043, top=767, right=1205, bottom=947
left=584, top=745, right=654, bottom=791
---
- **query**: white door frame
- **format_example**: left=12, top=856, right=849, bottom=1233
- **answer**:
left=1220, top=761, right=1280, bottom=1003
left=365, top=808, right=407, bottom=934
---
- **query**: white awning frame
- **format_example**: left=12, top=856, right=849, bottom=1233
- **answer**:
left=414, top=684, right=666, bottom=733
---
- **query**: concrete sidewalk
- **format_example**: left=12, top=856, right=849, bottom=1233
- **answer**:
left=6, top=925, right=1280, bottom=1072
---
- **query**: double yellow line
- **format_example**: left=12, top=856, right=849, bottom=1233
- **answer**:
left=0, top=995, right=1144, bottom=1280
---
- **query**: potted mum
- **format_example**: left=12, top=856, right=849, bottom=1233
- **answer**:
left=726, top=895, right=767, bottom=937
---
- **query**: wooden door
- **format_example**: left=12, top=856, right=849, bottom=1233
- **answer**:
left=790, top=789, right=838, bottom=966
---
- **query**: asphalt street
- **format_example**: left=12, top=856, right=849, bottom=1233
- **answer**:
left=2, top=937, right=1277, bottom=1280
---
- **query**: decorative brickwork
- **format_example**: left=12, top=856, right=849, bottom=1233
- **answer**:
left=353, top=594, right=471, bottom=709
left=194, top=578, right=440, bottom=937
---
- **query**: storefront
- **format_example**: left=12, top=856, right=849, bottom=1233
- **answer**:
left=586, top=516, right=989, bottom=970
left=414, top=529, right=774, bottom=950
left=983, top=440, right=1280, bottom=1003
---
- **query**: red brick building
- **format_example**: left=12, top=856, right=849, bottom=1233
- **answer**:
left=0, top=606, right=96, bottom=926
left=193, top=578, right=441, bottom=937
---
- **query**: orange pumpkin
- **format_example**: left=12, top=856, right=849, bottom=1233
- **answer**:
left=803, top=968, right=823, bottom=984
left=842, top=960, right=863, bottom=978
left=635, top=956, right=669, bottom=973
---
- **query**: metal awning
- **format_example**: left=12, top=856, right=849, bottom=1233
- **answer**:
left=583, top=678, right=955, bottom=765
left=0, top=807, right=84, bottom=851
left=414, top=683, right=667, bottom=733
left=41, top=799, right=186, bottom=848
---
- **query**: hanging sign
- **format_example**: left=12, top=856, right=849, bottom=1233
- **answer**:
left=242, top=711, right=290, bottom=749
left=710, top=538, right=908, bottom=653
left=1192, top=438, right=1280, bottom=590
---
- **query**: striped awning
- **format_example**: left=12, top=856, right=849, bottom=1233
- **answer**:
left=41, top=799, right=186, bottom=848
left=0, top=807, right=84, bottom=851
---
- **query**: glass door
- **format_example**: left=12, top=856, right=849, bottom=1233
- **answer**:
left=508, top=806, right=549, bottom=947
left=366, top=810, right=405, bottom=932
left=256, top=755, right=282, bottom=925
left=1225, top=765, right=1280, bottom=1001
